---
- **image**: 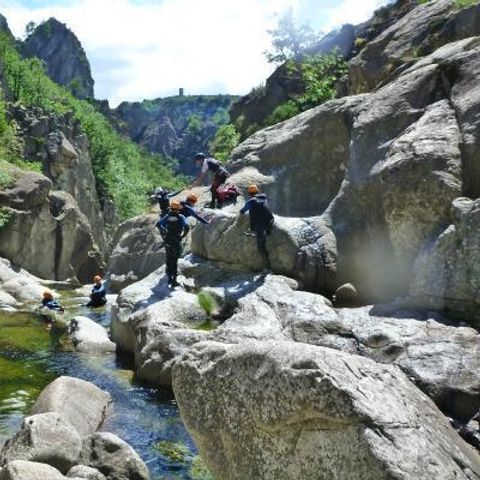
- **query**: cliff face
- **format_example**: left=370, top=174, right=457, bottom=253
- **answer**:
left=110, top=95, right=239, bottom=175
left=22, top=18, right=94, bottom=99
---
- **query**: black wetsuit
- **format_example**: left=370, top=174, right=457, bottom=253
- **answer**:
left=157, top=212, right=190, bottom=286
left=240, top=194, right=275, bottom=268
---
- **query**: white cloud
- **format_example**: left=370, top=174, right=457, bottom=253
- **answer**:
left=324, top=0, right=388, bottom=31
left=0, top=0, right=387, bottom=106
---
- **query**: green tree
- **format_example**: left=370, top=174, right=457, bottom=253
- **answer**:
left=264, top=8, right=319, bottom=64
left=210, top=124, right=240, bottom=162
left=25, top=21, right=36, bottom=37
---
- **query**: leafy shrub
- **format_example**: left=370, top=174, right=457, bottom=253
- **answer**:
left=0, top=33, right=184, bottom=219
left=0, top=207, right=13, bottom=228
left=354, top=37, right=367, bottom=49
left=454, top=0, right=478, bottom=7
left=265, top=101, right=300, bottom=126
left=197, top=290, right=216, bottom=317
left=209, top=124, right=240, bottom=162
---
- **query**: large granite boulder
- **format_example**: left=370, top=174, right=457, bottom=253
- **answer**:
left=0, top=165, right=104, bottom=283
left=225, top=37, right=480, bottom=308
left=107, top=214, right=164, bottom=292
left=67, top=466, right=107, bottom=480
left=80, top=432, right=149, bottom=480
left=68, top=316, right=116, bottom=354
left=409, top=197, right=480, bottom=326
left=0, top=412, right=82, bottom=473
left=173, top=341, right=480, bottom=480
left=31, top=376, right=111, bottom=438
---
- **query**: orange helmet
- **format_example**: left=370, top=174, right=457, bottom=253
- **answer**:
left=186, top=193, right=198, bottom=205
left=93, top=275, right=102, bottom=283
left=247, top=184, right=259, bottom=195
left=170, top=200, right=181, bottom=211
left=43, top=290, right=53, bottom=300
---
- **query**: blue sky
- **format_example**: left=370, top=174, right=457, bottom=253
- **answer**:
left=0, top=0, right=388, bottom=106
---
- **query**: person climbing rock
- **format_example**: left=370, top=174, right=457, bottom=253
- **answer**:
left=151, top=187, right=183, bottom=217
left=86, top=275, right=107, bottom=308
left=180, top=193, right=210, bottom=224
left=240, top=184, right=275, bottom=270
left=156, top=200, right=190, bottom=287
left=190, top=152, right=230, bottom=209
left=40, top=291, right=64, bottom=312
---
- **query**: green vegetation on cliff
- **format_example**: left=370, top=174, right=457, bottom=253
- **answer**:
left=0, top=34, right=183, bottom=219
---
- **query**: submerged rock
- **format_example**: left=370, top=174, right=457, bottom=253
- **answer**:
left=173, top=340, right=480, bottom=480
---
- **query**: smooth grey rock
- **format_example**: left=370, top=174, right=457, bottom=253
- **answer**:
left=68, top=316, right=116, bottom=354
left=80, top=432, right=149, bottom=480
left=173, top=340, right=480, bottom=480
left=107, top=214, right=165, bottom=292
left=410, top=197, right=480, bottom=326
left=67, top=465, right=107, bottom=480
left=0, top=412, right=81, bottom=473
left=0, top=460, right=69, bottom=480
left=31, top=376, right=111, bottom=438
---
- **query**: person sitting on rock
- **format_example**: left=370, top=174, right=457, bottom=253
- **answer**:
left=156, top=200, right=190, bottom=288
left=151, top=187, right=183, bottom=217
left=180, top=193, right=210, bottom=225
left=190, top=152, right=230, bottom=209
left=40, top=291, right=64, bottom=312
left=240, top=184, right=275, bottom=270
left=86, top=275, right=107, bottom=308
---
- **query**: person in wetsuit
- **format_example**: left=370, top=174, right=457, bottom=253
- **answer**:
left=240, top=184, right=275, bottom=270
left=191, top=153, right=230, bottom=209
left=86, top=275, right=107, bottom=308
left=156, top=200, right=190, bottom=287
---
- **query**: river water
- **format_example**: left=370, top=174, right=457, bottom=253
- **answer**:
left=0, top=291, right=208, bottom=480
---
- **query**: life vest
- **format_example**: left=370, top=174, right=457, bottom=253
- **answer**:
left=249, top=194, right=274, bottom=230
left=164, top=212, right=185, bottom=244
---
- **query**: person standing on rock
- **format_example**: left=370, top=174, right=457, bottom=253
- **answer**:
left=156, top=200, right=190, bottom=287
left=151, top=187, right=183, bottom=217
left=86, top=275, right=107, bottom=308
left=180, top=194, right=210, bottom=225
left=240, top=184, right=275, bottom=270
left=190, top=153, right=230, bottom=209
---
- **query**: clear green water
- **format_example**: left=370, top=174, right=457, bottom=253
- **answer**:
left=0, top=295, right=208, bottom=479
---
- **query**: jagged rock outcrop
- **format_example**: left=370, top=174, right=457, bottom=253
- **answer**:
left=0, top=165, right=104, bottom=283
left=173, top=340, right=480, bottom=480
left=13, top=105, right=106, bottom=250
left=349, top=0, right=480, bottom=94
left=229, top=0, right=417, bottom=138
left=22, top=18, right=94, bottom=99
left=109, top=95, right=238, bottom=175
